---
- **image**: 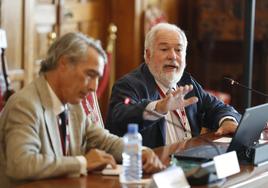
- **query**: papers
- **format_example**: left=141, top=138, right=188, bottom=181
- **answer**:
left=213, top=137, right=232, bottom=143
left=101, top=164, right=122, bottom=176
left=214, top=137, right=268, bottom=144
left=151, top=166, right=190, bottom=188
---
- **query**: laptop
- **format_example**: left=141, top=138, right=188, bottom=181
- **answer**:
left=174, top=103, right=268, bottom=162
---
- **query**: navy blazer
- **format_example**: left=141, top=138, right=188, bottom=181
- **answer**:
left=106, top=63, right=241, bottom=148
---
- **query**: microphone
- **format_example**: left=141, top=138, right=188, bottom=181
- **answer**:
left=124, top=97, right=191, bottom=134
left=224, top=77, right=268, bottom=98
left=123, top=97, right=222, bottom=154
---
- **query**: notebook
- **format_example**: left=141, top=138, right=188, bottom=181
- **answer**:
left=174, top=103, right=268, bottom=161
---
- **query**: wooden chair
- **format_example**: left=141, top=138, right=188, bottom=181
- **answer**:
left=81, top=23, right=117, bottom=128
left=82, top=91, right=104, bottom=128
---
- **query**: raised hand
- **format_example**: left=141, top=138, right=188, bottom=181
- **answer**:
left=155, top=84, right=198, bottom=114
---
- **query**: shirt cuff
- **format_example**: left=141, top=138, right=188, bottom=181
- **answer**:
left=76, top=156, right=87, bottom=176
left=219, top=116, right=238, bottom=127
left=143, top=101, right=165, bottom=120
left=142, top=146, right=148, bottom=151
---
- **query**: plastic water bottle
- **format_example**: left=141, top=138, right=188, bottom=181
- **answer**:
left=121, top=123, right=142, bottom=182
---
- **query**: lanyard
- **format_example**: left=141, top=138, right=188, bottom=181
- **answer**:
left=156, top=85, right=187, bottom=132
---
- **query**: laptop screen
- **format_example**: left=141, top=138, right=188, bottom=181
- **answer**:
left=227, top=103, right=268, bottom=154
left=174, top=103, right=268, bottom=161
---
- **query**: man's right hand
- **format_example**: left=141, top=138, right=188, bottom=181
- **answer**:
left=155, top=84, right=198, bottom=114
left=85, top=149, right=117, bottom=171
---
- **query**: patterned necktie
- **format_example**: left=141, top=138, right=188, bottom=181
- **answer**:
left=157, top=86, right=192, bottom=143
left=58, top=110, right=68, bottom=155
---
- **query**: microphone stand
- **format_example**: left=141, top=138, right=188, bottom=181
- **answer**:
left=224, top=77, right=268, bottom=98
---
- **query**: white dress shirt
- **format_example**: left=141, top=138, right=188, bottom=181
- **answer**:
left=143, top=81, right=192, bottom=145
left=46, top=82, right=87, bottom=176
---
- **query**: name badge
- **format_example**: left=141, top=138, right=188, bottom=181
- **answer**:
left=213, top=151, right=240, bottom=179
left=152, top=166, right=190, bottom=188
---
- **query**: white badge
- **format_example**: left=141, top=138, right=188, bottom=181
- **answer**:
left=151, top=166, right=190, bottom=188
left=213, top=151, right=240, bottom=179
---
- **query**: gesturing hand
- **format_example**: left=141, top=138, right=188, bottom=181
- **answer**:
left=85, top=149, right=117, bottom=171
left=156, top=84, right=198, bottom=114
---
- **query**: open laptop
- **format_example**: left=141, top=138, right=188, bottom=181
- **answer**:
left=174, top=103, right=268, bottom=162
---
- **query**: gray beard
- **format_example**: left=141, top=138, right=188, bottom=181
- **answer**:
left=149, top=67, right=183, bottom=88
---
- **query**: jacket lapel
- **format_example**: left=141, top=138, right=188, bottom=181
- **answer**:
left=67, top=104, right=83, bottom=155
left=142, top=64, right=165, bottom=139
left=34, top=75, right=63, bottom=157
left=44, top=109, right=62, bottom=156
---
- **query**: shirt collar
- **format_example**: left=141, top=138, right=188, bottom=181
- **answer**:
left=46, top=81, right=66, bottom=115
left=155, top=79, right=177, bottom=94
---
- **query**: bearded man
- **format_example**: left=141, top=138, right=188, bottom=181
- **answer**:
left=106, top=23, right=241, bottom=148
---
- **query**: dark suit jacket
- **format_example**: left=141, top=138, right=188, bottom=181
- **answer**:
left=106, top=63, right=241, bottom=148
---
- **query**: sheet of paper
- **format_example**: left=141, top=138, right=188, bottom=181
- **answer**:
left=213, top=137, right=232, bottom=143
left=101, top=164, right=122, bottom=176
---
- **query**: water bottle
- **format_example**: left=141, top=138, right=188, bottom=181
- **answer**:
left=121, top=123, right=142, bottom=182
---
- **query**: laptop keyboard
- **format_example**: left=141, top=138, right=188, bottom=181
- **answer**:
left=175, top=144, right=228, bottom=160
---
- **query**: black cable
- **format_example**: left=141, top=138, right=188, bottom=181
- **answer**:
left=123, top=97, right=223, bottom=156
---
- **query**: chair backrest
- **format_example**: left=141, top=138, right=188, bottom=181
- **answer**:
left=82, top=92, right=104, bottom=128
left=206, top=89, right=231, bottom=104
left=144, top=5, right=167, bottom=35
left=81, top=23, right=117, bottom=127
left=96, top=23, right=117, bottom=98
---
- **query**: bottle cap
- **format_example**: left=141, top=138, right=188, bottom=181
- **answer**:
left=128, top=123, right=138, bottom=134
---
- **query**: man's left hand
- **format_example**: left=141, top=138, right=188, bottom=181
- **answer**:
left=142, top=148, right=166, bottom=174
left=215, top=120, right=238, bottom=136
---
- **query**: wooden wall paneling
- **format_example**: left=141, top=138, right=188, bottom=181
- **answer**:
left=59, top=0, right=107, bottom=39
left=111, top=0, right=146, bottom=79
left=59, top=0, right=110, bottom=118
left=186, top=0, right=268, bottom=111
left=24, top=0, right=57, bottom=84
left=24, top=0, right=36, bottom=85
left=159, top=0, right=180, bottom=24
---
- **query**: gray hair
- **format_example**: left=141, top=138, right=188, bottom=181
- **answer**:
left=40, top=32, right=107, bottom=73
left=144, top=23, right=188, bottom=60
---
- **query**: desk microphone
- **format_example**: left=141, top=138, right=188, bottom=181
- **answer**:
left=224, top=77, right=268, bottom=98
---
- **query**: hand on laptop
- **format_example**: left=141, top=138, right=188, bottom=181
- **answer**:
left=215, top=120, right=238, bottom=136
left=142, top=148, right=166, bottom=173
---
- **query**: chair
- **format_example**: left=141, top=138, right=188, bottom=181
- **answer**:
left=82, top=92, right=104, bottom=128
left=206, top=89, right=231, bottom=104
left=144, top=5, right=167, bottom=34
left=81, top=23, right=117, bottom=128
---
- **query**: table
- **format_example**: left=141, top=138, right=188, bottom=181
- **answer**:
left=17, top=133, right=268, bottom=188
